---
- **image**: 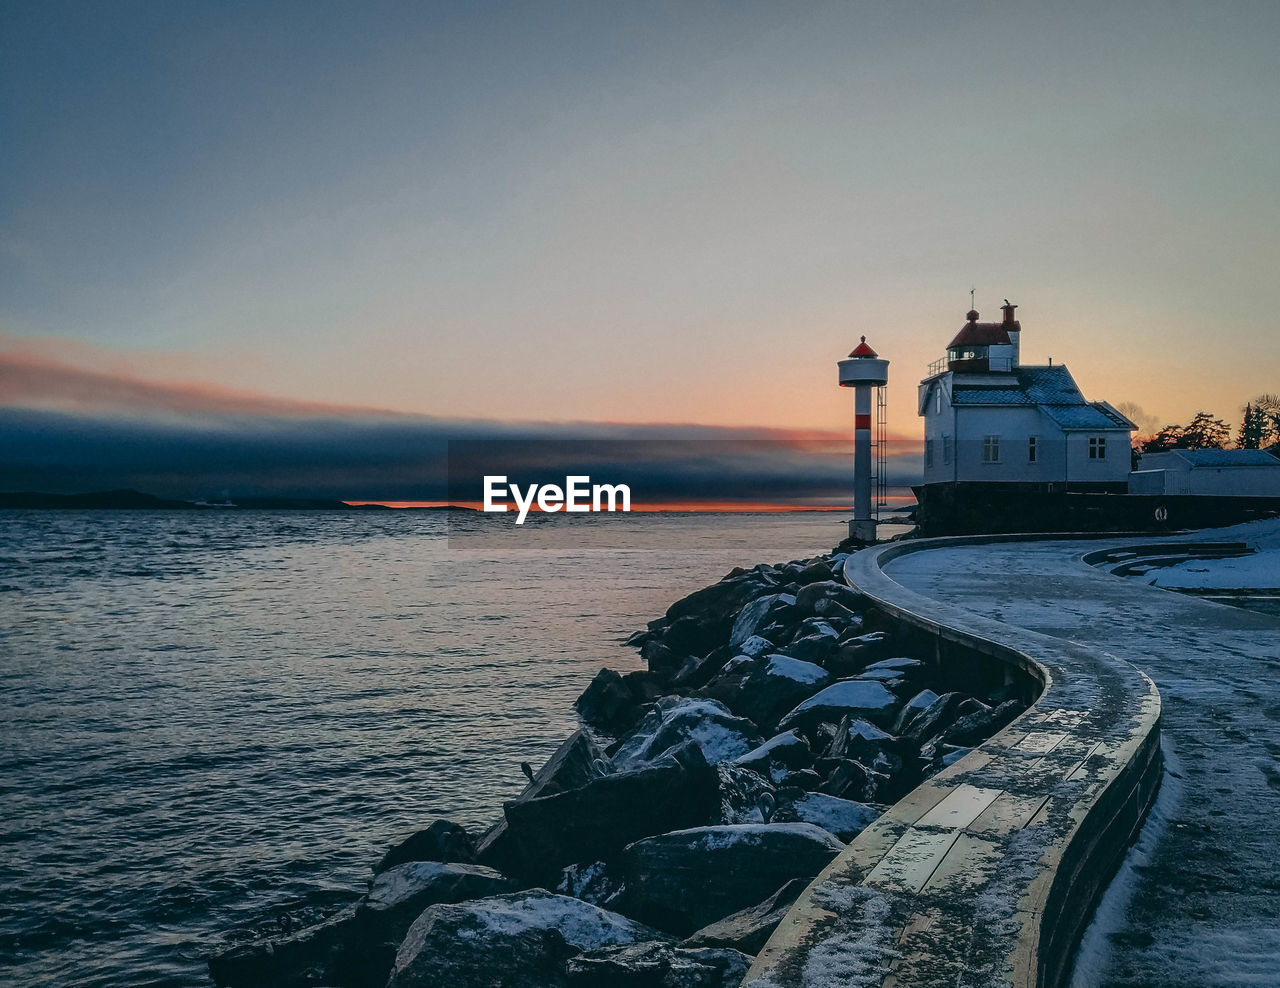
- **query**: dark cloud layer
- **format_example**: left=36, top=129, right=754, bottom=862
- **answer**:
left=0, top=408, right=922, bottom=504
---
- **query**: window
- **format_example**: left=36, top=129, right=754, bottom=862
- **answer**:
left=982, top=435, right=1000, bottom=463
left=925, top=439, right=934, bottom=467
left=943, top=436, right=952, bottom=465
left=1028, top=437, right=1038, bottom=463
left=935, top=389, right=941, bottom=414
left=1089, top=437, right=1107, bottom=460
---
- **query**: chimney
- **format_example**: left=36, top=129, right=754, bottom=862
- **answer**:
left=1001, top=300, right=1019, bottom=366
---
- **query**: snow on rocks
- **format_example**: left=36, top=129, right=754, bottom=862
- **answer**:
left=777, top=680, right=901, bottom=734
left=732, top=731, right=813, bottom=782
left=777, top=793, right=883, bottom=842
left=732, top=655, right=833, bottom=731
left=611, top=697, right=762, bottom=770
left=730, top=593, right=799, bottom=646
left=387, top=890, right=665, bottom=988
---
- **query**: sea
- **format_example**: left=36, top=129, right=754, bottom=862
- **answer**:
left=0, top=508, right=898, bottom=987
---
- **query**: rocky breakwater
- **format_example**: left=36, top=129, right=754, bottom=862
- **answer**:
left=209, top=549, right=1031, bottom=988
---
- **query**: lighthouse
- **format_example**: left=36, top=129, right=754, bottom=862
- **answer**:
left=838, top=337, right=889, bottom=542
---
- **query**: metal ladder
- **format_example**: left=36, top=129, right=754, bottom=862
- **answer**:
left=873, top=386, right=888, bottom=518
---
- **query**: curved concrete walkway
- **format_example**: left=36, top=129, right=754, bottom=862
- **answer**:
left=885, top=531, right=1280, bottom=986
left=746, top=537, right=1162, bottom=988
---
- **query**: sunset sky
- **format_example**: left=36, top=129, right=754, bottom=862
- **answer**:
left=3, top=1, right=1278, bottom=498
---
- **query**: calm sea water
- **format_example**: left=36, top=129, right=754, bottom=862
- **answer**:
left=0, top=509, right=870, bottom=987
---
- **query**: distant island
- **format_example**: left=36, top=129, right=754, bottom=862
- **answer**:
left=0, top=490, right=479, bottom=511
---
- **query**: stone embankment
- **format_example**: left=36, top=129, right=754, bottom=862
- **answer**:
left=210, top=546, right=1036, bottom=988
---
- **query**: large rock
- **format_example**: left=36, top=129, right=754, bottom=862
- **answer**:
left=376, top=818, right=476, bottom=873
left=566, top=941, right=751, bottom=987
left=497, top=744, right=719, bottom=883
left=360, top=861, right=516, bottom=940
left=899, top=691, right=971, bottom=745
left=576, top=668, right=642, bottom=736
left=619, top=824, right=845, bottom=935
left=665, top=571, right=777, bottom=628
left=731, top=731, right=812, bottom=781
left=736, top=635, right=776, bottom=659
left=683, top=877, right=809, bottom=955
left=662, top=613, right=725, bottom=659
left=940, top=697, right=1024, bottom=747
left=779, top=619, right=842, bottom=665
left=557, top=860, right=627, bottom=911
left=209, top=903, right=358, bottom=988
left=827, top=716, right=896, bottom=764
left=892, top=688, right=940, bottom=734
left=338, top=862, right=517, bottom=988
left=387, top=891, right=665, bottom=988
left=712, top=762, right=777, bottom=825
left=818, top=757, right=890, bottom=802
left=732, top=654, right=831, bottom=730
left=825, top=631, right=893, bottom=676
left=793, top=580, right=863, bottom=616
left=477, top=730, right=610, bottom=874
left=641, top=639, right=683, bottom=677
left=777, top=680, right=901, bottom=734
left=612, top=698, right=762, bottom=770
left=728, top=593, right=797, bottom=647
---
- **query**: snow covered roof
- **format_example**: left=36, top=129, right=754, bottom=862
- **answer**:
left=949, top=365, right=1134, bottom=431
left=1041, top=404, right=1131, bottom=430
left=1163, top=449, right=1280, bottom=468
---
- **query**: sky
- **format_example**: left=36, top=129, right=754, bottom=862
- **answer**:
left=2, top=1, right=1278, bottom=499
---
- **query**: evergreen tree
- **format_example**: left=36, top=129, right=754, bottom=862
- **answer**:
left=1237, top=403, right=1268, bottom=448
left=1178, top=411, right=1230, bottom=450
left=1254, top=393, right=1280, bottom=445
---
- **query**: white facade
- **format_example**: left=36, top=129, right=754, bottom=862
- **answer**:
left=919, top=308, right=1135, bottom=489
left=1130, top=450, right=1280, bottom=496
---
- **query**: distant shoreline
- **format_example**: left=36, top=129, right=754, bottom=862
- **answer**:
left=0, top=490, right=478, bottom=511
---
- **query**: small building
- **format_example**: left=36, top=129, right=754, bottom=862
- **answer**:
left=918, top=302, right=1136, bottom=494
left=1130, top=449, right=1280, bottom=497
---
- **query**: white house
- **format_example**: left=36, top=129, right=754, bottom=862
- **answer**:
left=918, top=302, right=1135, bottom=493
left=1130, top=449, right=1280, bottom=496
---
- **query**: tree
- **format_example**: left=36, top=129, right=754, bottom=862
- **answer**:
left=1178, top=411, right=1230, bottom=450
left=1251, top=393, right=1280, bottom=446
left=1237, top=403, right=1268, bottom=449
left=1142, top=424, right=1184, bottom=453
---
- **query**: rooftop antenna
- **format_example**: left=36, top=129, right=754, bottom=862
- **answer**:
left=970, top=286, right=975, bottom=310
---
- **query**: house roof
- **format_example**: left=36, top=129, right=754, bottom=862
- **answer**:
left=1041, top=403, right=1131, bottom=430
left=1165, top=449, right=1280, bottom=468
left=950, top=365, right=1134, bottom=431
left=947, top=321, right=1012, bottom=348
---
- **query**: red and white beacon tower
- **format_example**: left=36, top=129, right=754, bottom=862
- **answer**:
left=838, top=337, right=889, bottom=542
